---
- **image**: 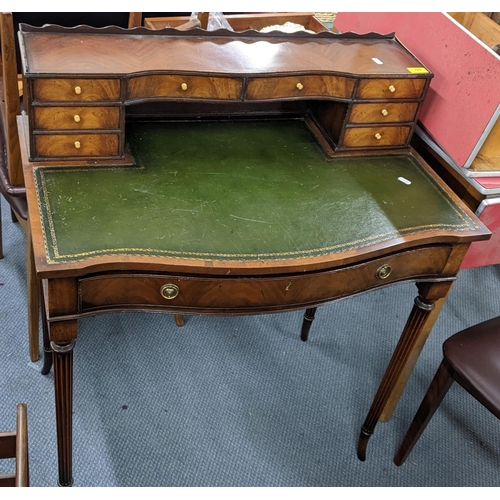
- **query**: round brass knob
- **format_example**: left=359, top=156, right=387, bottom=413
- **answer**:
left=74, top=86, right=82, bottom=95
left=296, top=82, right=304, bottom=90
left=160, top=284, right=180, bottom=300
left=381, top=109, right=389, bottom=116
left=388, top=85, right=396, bottom=93
left=74, top=141, right=81, bottom=149
left=74, top=114, right=81, bottom=123
left=375, top=264, right=392, bottom=280
left=375, top=133, right=382, bottom=140
left=181, top=83, right=188, bottom=91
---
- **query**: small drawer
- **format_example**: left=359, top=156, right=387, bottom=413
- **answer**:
left=246, top=75, right=356, bottom=100
left=79, top=246, right=451, bottom=314
left=349, top=102, right=419, bottom=124
left=343, top=126, right=411, bottom=148
left=32, top=78, right=121, bottom=102
left=127, top=75, right=243, bottom=100
left=34, top=133, right=119, bottom=158
left=356, top=79, right=426, bottom=99
left=33, top=106, right=120, bottom=130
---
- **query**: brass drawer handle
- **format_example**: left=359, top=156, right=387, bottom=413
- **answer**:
left=375, top=264, right=392, bottom=280
left=74, top=141, right=81, bottom=149
left=381, top=109, right=389, bottom=116
left=375, top=133, right=382, bottom=140
left=296, top=82, right=304, bottom=90
left=388, top=85, right=396, bottom=93
left=160, top=284, right=180, bottom=300
left=74, top=86, right=82, bottom=95
left=181, top=83, right=188, bottom=91
left=74, top=114, right=81, bottom=123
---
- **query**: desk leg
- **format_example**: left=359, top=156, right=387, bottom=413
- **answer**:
left=52, top=338, right=75, bottom=487
left=356, top=281, right=453, bottom=461
left=380, top=293, right=447, bottom=421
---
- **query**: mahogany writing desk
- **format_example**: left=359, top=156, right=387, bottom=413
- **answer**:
left=18, top=24, right=490, bottom=486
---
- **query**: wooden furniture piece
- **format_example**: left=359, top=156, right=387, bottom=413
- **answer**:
left=449, top=12, right=500, bottom=52
left=394, top=316, right=500, bottom=466
left=0, top=404, right=29, bottom=487
left=17, top=24, right=490, bottom=486
left=128, top=12, right=142, bottom=28
left=0, top=12, right=39, bottom=362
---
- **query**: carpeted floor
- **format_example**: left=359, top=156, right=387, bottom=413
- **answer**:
left=1, top=194, right=499, bottom=487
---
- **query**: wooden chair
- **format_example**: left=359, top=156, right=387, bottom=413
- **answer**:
left=394, top=315, right=500, bottom=466
left=0, top=12, right=40, bottom=362
left=0, top=404, right=29, bottom=487
left=0, top=11, right=25, bottom=252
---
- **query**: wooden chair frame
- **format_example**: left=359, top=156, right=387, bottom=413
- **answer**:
left=0, top=404, right=29, bottom=487
left=394, top=317, right=500, bottom=466
left=0, top=12, right=40, bottom=362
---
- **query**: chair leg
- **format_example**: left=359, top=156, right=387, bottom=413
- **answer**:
left=15, top=403, right=29, bottom=487
left=393, top=359, right=454, bottom=466
left=174, top=314, right=184, bottom=327
left=26, top=226, right=40, bottom=362
left=300, top=307, right=317, bottom=341
left=0, top=200, right=3, bottom=259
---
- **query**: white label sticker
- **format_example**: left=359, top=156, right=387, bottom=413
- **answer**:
left=398, top=177, right=412, bottom=185
left=372, top=57, right=383, bottom=64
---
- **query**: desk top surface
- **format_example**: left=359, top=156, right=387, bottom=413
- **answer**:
left=19, top=25, right=430, bottom=77
left=28, top=119, right=486, bottom=275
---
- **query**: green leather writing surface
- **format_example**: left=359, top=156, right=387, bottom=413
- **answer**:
left=34, top=120, right=478, bottom=264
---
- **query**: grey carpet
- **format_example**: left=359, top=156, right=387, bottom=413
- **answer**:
left=1, top=194, right=499, bottom=487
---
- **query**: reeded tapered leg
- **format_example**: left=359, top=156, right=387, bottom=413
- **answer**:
left=357, top=281, right=453, bottom=461
left=52, top=339, right=75, bottom=487
left=393, top=360, right=454, bottom=466
left=300, top=308, right=317, bottom=341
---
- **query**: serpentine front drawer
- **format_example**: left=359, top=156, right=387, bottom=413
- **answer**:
left=355, top=79, right=426, bottom=99
left=33, top=106, right=120, bottom=130
left=127, top=75, right=243, bottom=100
left=246, top=75, right=356, bottom=100
left=343, top=126, right=411, bottom=148
left=34, top=133, right=119, bottom=157
left=78, top=246, right=452, bottom=314
left=349, top=102, right=419, bottom=124
left=33, top=79, right=121, bottom=102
